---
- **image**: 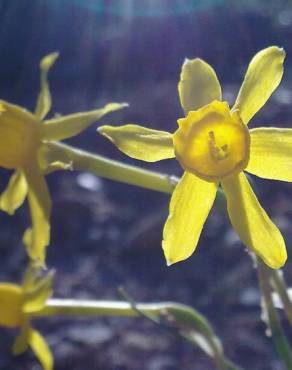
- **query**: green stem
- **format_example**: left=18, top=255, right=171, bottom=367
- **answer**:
left=33, top=299, right=241, bottom=370
left=122, top=288, right=227, bottom=370
left=47, top=141, right=178, bottom=194
left=36, top=299, right=216, bottom=337
left=257, top=260, right=292, bottom=369
left=270, top=269, right=292, bottom=325
left=37, top=298, right=162, bottom=317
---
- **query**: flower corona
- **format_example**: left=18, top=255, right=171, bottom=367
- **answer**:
left=174, top=101, right=250, bottom=181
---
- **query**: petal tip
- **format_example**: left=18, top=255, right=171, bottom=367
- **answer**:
left=50, top=51, right=60, bottom=59
left=269, top=45, right=286, bottom=60
left=267, top=252, right=287, bottom=270
left=40, top=52, right=59, bottom=69
left=260, top=237, right=287, bottom=269
left=97, top=125, right=109, bottom=134
left=276, top=45, right=285, bottom=53
left=277, top=46, right=286, bottom=60
left=183, top=58, right=203, bottom=67
left=166, top=258, right=175, bottom=267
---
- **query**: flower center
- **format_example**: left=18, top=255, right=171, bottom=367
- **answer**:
left=0, top=101, right=41, bottom=169
left=208, top=131, right=229, bottom=161
left=173, top=101, right=250, bottom=181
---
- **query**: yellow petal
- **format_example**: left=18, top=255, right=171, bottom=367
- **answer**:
left=12, top=320, right=30, bottom=355
left=233, top=46, right=285, bottom=124
left=0, top=283, right=23, bottom=328
left=0, top=170, right=28, bottom=215
left=41, top=102, right=128, bottom=141
left=99, top=124, right=174, bottom=162
left=222, top=173, right=287, bottom=269
left=178, top=58, right=222, bottom=114
left=29, top=328, right=53, bottom=370
left=23, top=162, right=52, bottom=265
left=0, top=100, right=41, bottom=169
left=162, top=171, right=217, bottom=265
left=35, top=52, right=59, bottom=120
left=247, top=127, right=292, bottom=181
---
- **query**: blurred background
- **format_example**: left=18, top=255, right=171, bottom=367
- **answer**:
left=0, top=0, right=292, bottom=369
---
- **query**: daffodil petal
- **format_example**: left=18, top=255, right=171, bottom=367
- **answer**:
left=41, top=102, right=128, bottom=141
left=233, top=46, right=285, bottom=124
left=23, top=227, right=33, bottom=250
left=178, top=58, right=222, bottom=114
left=0, top=283, right=23, bottom=328
left=247, top=127, right=292, bottom=181
left=99, top=124, right=174, bottom=162
left=35, top=52, right=59, bottom=120
left=0, top=170, right=28, bottom=215
left=162, top=171, right=217, bottom=265
left=12, top=320, right=30, bottom=355
left=222, top=173, right=287, bottom=269
left=23, top=162, right=51, bottom=265
left=28, top=328, right=53, bottom=370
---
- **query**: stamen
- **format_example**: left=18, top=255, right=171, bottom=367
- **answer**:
left=208, top=131, right=229, bottom=161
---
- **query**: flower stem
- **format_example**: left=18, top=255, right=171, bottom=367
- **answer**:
left=270, top=269, right=292, bottom=325
left=257, top=260, right=292, bottom=369
left=47, top=141, right=178, bottom=194
left=34, top=298, right=242, bottom=370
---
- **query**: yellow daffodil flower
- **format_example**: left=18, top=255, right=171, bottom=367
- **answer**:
left=0, top=267, right=54, bottom=370
left=99, top=46, right=288, bottom=269
left=0, top=52, right=127, bottom=265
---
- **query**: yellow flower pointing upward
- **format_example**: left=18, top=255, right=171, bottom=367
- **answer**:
left=99, top=46, right=288, bottom=269
left=0, top=267, right=54, bottom=370
left=0, top=52, right=127, bottom=265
